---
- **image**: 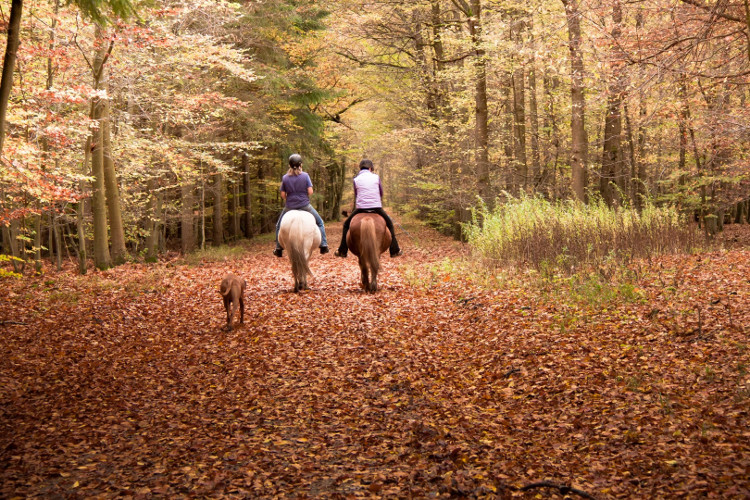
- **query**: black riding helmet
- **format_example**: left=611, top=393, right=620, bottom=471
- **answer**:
left=289, top=154, right=303, bottom=168
left=359, top=159, right=373, bottom=170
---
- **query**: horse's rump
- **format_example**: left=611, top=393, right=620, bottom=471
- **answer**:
left=346, top=213, right=390, bottom=257
left=347, top=213, right=391, bottom=293
left=279, top=210, right=321, bottom=291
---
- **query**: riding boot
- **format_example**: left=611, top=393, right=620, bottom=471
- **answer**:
left=336, top=210, right=358, bottom=257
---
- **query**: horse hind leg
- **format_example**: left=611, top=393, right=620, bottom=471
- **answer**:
left=360, top=263, right=369, bottom=291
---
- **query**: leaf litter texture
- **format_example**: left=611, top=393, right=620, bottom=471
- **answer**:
left=0, top=222, right=749, bottom=498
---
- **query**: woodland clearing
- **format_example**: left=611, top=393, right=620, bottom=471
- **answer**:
left=1, top=221, right=749, bottom=498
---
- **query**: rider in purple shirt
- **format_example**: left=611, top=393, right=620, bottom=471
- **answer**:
left=334, top=159, right=402, bottom=258
left=273, top=154, right=328, bottom=257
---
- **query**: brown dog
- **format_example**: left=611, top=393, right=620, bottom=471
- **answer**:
left=219, top=273, right=246, bottom=330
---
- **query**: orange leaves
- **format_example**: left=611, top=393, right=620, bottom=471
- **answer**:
left=1, top=225, right=750, bottom=497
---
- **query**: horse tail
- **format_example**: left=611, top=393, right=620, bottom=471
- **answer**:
left=360, top=217, right=379, bottom=277
left=289, top=229, right=312, bottom=285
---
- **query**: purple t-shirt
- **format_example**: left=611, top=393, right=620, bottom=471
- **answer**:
left=280, top=172, right=312, bottom=209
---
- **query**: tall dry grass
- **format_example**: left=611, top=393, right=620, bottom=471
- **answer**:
left=463, top=196, right=703, bottom=272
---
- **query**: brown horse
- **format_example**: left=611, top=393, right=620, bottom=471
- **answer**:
left=346, top=213, right=391, bottom=293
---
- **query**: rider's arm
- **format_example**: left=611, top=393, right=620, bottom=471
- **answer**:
left=280, top=190, right=287, bottom=201
left=307, top=187, right=313, bottom=197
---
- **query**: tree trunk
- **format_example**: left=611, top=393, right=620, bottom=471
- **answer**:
left=600, top=0, right=625, bottom=207
left=34, top=210, right=42, bottom=273
left=0, top=0, right=23, bottom=155
left=468, top=0, right=491, bottom=203
left=562, top=0, right=589, bottom=202
left=502, top=74, right=515, bottom=191
left=512, top=70, right=527, bottom=192
left=257, top=161, right=267, bottom=232
left=53, top=207, right=62, bottom=271
left=242, top=153, right=252, bottom=237
left=90, top=25, right=111, bottom=270
left=145, top=177, right=158, bottom=262
left=158, top=186, right=166, bottom=253
left=212, top=171, right=224, bottom=246
left=624, top=101, right=639, bottom=206
left=543, top=71, right=561, bottom=200
left=181, top=180, right=195, bottom=253
left=528, top=30, right=541, bottom=189
left=102, top=99, right=127, bottom=264
left=232, top=175, right=241, bottom=241
left=77, top=139, right=89, bottom=274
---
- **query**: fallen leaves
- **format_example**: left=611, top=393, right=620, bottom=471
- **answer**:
left=0, top=223, right=749, bottom=498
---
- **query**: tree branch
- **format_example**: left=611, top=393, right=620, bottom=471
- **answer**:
left=321, top=97, right=367, bottom=124
left=335, top=50, right=410, bottom=70
left=678, top=0, right=744, bottom=23
left=520, top=481, right=598, bottom=500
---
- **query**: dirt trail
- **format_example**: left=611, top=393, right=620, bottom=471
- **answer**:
left=1, top=222, right=749, bottom=498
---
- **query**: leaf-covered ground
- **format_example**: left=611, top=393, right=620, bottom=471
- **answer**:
left=1, top=221, right=749, bottom=498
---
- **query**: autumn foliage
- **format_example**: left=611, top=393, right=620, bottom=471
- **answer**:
left=1, top=222, right=748, bottom=497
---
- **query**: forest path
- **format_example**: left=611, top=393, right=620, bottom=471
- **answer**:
left=1, top=221, right=749, bottom=498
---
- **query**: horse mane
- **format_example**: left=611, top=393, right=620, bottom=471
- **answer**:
left=359, top=217, right=379, bottom=279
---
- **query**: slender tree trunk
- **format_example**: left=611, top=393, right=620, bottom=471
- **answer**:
left=562, top=0, right=589, bottom=202
left=468, top=0, right=491, bottom=203
left=0, top=0, right=23, bottom=156
left=232, top=176, right=240, bottom=241
left=200, top=169, right=206, bottom=251
left=624, top=101, right=638, bottom=207
left=600, top=0, right=626, bottom=207
left=213, top=171, right=224, bottom=246
left=77, top=139, right=90, bottom=274
left=528, top=31, right=541, bottom=189
left=33, top=209, right=42, bottom=272
left=512, top=73, right=527, bottom=192
left=181, top=180, right=195, bottom=253
left=543, top=71, right=561, bottom=199
left=145, top=177, right=158, bottom=262
left=90, top=25, right=111, bottom=270
left=102, top=99, right=127, bottom=264
left=53, top=206, right=62, bottom=271
left=501, top=74, right=514, bottom=191
left=242, top=153, right=252, bottom=237
left=158, top=187, right=166, bottom=253
left=257, top=161, right=267, bottom=232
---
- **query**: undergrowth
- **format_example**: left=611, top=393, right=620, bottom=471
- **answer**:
left=463, top=195, right=704, bottom=273
left=181, top=241, right=254, bottom=265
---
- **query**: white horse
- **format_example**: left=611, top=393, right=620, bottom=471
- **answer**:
left=278, top=210, right=321, bottom=292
